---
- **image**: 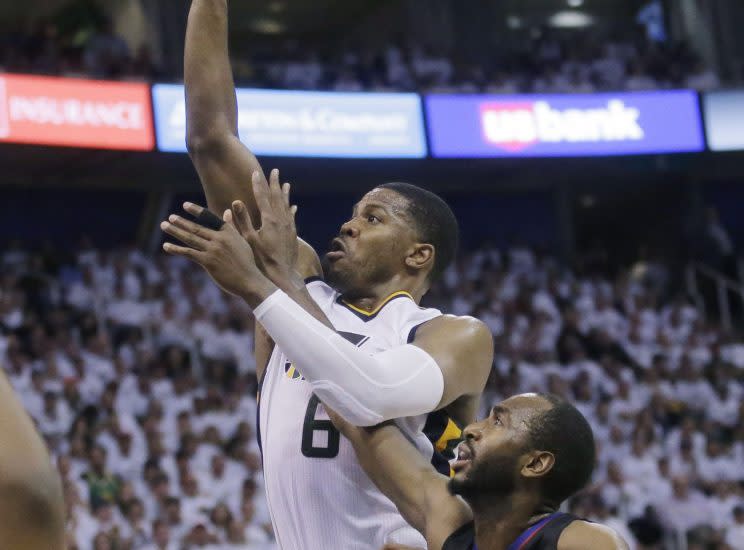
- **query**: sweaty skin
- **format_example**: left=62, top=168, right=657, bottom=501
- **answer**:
left=181, top=0, right=492, bottom=430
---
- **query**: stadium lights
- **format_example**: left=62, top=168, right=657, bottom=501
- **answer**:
left=548, top=10, right=594, bottom=28
left=567, top=0, right=584, bottom=7
left=250, top=18, right=285, bottom=34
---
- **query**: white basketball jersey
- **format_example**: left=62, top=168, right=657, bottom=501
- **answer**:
left=257, top=279, right=461, bottom=550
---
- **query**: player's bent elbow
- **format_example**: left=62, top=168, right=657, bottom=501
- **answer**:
left=185, top=129, right=233, bottom=157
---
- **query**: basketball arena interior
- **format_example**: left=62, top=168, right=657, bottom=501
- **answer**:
left=0, top=1, right=743, bottom=549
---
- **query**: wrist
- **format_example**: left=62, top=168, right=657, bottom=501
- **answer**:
left=265, top=266, right=304, bottom=293
left=238, top=271, right=279, bottom=309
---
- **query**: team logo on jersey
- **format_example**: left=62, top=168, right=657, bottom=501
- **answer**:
left=284, top=361, right=305, bottom=380
left=283, top=331, right=370, bottom=382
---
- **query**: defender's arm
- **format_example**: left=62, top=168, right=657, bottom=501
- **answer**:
left=331, top=416, right=472, bottom=549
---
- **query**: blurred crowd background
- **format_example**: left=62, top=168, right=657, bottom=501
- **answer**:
left=2, top=0, right=744, bottom=549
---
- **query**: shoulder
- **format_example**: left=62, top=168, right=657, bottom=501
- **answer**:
left=415, top=315, right=493, bottom=352
left=297, top=238, right=323, bottom=279
left=558, top=520, right=629, bottom=550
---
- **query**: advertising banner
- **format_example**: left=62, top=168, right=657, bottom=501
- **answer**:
left=425, top=91, right=704, bottom=157
left=0, top=74, right=154, bottom=150
left=703, top=91, right=744, bottom=152
left=153, top=84, right=427, bottom=158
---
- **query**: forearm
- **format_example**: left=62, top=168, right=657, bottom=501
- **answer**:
left=250, top=290, right=444, bottom=426
left=185, top=0, right=237, bottom=141
left=185, top=0, right=264, bottom=220
left=340, top=422, right=443, bottom=535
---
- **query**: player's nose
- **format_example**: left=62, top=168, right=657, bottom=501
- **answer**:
left=463, top=422, right=483, bottom=442
left=340, top=220, right=360, bottom=238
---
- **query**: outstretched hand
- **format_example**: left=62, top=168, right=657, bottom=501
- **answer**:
left=161, top=202, right=276, bottom=307
left=230, top=168, right=299, bottom=286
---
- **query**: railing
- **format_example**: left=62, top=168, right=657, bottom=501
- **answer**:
left=686, top=262, right=744, bottom=330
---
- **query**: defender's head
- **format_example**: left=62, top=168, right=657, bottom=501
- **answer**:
left=323, top=183, right=458, bottom=297
left=449, top=394, right=595, bottom=509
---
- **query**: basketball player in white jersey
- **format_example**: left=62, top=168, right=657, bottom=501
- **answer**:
left=0, top=369, right=65, bottom=548
left=175, top=1, right=493, bottom=547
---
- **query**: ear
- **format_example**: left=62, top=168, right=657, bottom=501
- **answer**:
left=521, top=451, right=555, bottom=479
left=404, top=243, right=435, bottom=273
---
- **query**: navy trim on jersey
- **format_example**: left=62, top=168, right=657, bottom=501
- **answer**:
left=423, top=409, right=463, bottom=476
left=304, top=276, right=324, bottom=285
left=407, top=320, right=429, bottom=343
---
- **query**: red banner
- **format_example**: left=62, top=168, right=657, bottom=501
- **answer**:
left=0, top=74, right=154, bottom=151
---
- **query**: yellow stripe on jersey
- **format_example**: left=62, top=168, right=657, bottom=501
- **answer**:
left=436, top=418, right=463, bottom=453
left=341, top=291, right=414, bottom=317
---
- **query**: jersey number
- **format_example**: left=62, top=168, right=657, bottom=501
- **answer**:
left=301, top=395, right=340, bottom=458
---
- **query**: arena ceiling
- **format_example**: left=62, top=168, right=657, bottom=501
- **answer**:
left=228, top=0, right=651, bottom=35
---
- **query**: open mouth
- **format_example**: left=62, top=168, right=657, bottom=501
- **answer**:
left=326, top=238, right=347, bottom=260
left=451, top=442, right=474, bottom=473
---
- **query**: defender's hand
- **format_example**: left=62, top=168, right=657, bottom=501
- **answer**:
left=161, top=203, right=275, bottom=305
left=231, top=168, right=299, bottom=285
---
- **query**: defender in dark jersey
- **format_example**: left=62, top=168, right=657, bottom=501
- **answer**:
left=331, top=393, right=628, bottom=550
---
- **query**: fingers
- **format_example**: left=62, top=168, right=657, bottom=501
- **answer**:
left=282, top=182, right=291, bottom=208
left=161, top=215, right=212, bottom=251
left=162, top=242, right=204, bottom=263
left=231, top=200, right=257, bottom=241
left=268, top=168, right=283, bottom=209
left=252, top=171, right=272, bottom=215
left=182, top=202, right=205, bottom=217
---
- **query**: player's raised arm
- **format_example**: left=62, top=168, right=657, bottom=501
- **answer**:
left=184, top=0, right=265, bottom=221
left=329, top=414, right=472, bottom=550
left=0, top=370, right=65, bottom=549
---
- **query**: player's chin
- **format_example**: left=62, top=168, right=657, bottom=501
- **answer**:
left=447, top=471, right=472, bottom=496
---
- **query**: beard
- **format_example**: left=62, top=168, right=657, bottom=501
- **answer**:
left=322, top=254, right=397, bottom=297
left=448, top=451, right=522, bottom=501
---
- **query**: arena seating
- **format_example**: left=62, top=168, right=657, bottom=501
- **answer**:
left=1, top=241, right=742, bottom=549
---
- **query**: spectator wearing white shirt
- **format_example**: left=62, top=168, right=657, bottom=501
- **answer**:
left=697, top=438, right=737, bottom=486
left=621, top=437, right=660, bottom=487
left=140, top=519, right=179, bottom=550
left=656, top=476, right=713, bottom=535
left=726, top=506, right=744, bottom=550
left=707, top=382, right=742, bottom=428
left=668, top=440, right=698, bottom=480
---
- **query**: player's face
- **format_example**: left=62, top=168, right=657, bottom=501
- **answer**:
left=323, top=188, right=418, bottom=296
left=449, top=394, right=552, bottom=500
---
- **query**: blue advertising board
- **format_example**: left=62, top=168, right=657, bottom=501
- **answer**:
left=703, top=91, right=744, bottom=152
left=425, top=91, right=704, bottom=158
left=152, top=84, right=426, bottom=158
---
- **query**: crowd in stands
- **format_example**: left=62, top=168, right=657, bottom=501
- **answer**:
left=0, top=13, right=720, bottom=92
left=0, top=17, right=162, bottom=81
left=1, top=238, right=743, bottom=550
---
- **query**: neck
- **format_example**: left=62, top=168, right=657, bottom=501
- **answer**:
left=469, top=491, right=555, bottom=550
left=341, top=276, right=428, bottom=310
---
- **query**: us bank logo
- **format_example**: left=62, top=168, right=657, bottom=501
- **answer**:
left=426, top=91, right=704, bottom=158
left=479, top=100, right=644, bottom=152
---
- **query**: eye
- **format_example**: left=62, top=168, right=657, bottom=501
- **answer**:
left=367, top=215, right=380, bottom=224
left=494, top=415, right=503, bottom=426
